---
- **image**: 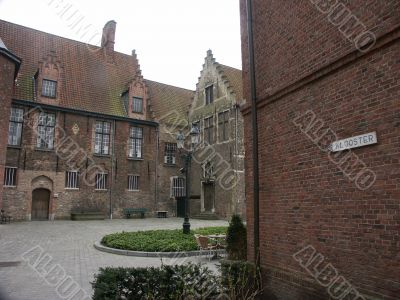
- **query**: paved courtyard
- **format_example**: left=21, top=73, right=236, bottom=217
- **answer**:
left=0, top=218, right=228, bottom=300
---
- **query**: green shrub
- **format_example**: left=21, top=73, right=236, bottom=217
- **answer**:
left=226, top=215, right=247, bottom=260
left=219, top=260, right=262, bottom=300
left=101, top=226, right=227, bottom=252
left=92, top=263, right=221, bottom=300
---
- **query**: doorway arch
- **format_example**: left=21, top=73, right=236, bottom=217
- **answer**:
left=32, top=189, right=50, bottom=220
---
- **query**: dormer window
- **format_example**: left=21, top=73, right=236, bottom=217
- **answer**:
left=42, top=79, right=57, bottom=98
left=205, top=85, right=214, bottom=105
left=132, top=97, right=143, bottom=113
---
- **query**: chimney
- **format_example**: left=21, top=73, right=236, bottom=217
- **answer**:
left=101, top=20, right=116, bottom=52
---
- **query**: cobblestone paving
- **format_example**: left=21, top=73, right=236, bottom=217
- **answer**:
left=0, top=218, right=228, bottom=300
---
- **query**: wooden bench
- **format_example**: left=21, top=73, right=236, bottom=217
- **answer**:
left=156, top=211, right=168, bottom=218
left=123, top=208, right=147, bottom=219
left=0, top=210, right=12, bottom=224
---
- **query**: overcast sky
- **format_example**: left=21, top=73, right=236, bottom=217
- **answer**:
left=0, top=0, right=242, bottom=90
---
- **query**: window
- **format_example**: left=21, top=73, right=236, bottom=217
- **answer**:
left=94, top=121, right=111, bottom=155
left=218, top=110, right=230, bottom=142
left=37, top=112, right=55, bottom=149
left=128, top=175, right=139, bottom=191
left=42, top=79, right=57, bottom=98
left=95, top=173, right=108, bottom=190
left=129, top=127, right=143, bottom=158
left=203, top=162, right=214, bottom=178
left=132, top=97, right=143, bottom=113
left=65, top=171, right=79, bottom=189
left=204, top=116, right=214, bottom=145
left=205, top=85, right=214, bottom=105
left=4, top=167, right=17, bottom=187
left=171, top=177, right=185, bottom=197
left=164, top=143, right=177, bottom=164
left=8, top=107, right=24, bottom=146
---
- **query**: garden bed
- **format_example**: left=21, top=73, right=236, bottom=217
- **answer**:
left=101, top=226, right=227, bottom=252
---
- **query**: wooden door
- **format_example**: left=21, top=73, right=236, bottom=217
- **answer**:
left=203, top=183, right=214, bottom=212
left=32, top=189, right=50, bottom=220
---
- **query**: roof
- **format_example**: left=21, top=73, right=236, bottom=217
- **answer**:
left=0, top=19, right=139, bottom=117
left=146, top=80, right=193, bottom=126
left=218, top=64, right=243, bottom=101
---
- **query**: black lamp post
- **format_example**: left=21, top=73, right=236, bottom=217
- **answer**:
left=176, top=124, right=200, bottom=234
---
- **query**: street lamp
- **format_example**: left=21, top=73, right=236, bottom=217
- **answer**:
left=176, top=124, right=200, bottom=234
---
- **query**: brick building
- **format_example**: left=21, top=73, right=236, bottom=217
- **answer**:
left=188, top=50, right=245, bottom=220
left=0, top=19, right=195, bottom=220
left=240, top=1, right=399, bottom=299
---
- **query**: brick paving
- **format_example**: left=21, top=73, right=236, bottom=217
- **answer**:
left=0, top=218, right=228, bottom=300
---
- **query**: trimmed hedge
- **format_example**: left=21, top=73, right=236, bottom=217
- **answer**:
left=101, top=227, right=227, bottom=252
left=92, top=261, right=261, bottom=300
left=92, top=263, right=221, bottom=300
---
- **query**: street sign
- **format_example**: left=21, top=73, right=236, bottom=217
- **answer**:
left=330, top=132, right=377, bottom=152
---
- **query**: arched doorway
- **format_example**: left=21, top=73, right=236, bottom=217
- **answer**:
left=32, top=189, right=50, bottom=220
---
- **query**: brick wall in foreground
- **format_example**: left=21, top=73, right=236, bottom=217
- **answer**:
left=240, top=0, right=399, bottom=299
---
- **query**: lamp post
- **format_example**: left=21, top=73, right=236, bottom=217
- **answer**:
left=176, top=124, right=200, bottom=234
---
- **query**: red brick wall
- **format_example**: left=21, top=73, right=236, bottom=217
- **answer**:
left=240, top=1, right=399, bottom=299
left=0, top=55, right=16, bottom=210
left=3, top=108, right=159, bottom=220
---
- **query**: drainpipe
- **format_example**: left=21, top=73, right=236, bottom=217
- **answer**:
left=109, top=120, right=116, bottom=219
left=246, top=0, right=260, bottom=266
left=155, top=127, right=159, bottom=208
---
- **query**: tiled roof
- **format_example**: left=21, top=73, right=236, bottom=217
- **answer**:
left=218, top=64, right=243, bottom=102
left=146, top=80, right=193, bottom=127
left=0, top=19, right=140, bottom=117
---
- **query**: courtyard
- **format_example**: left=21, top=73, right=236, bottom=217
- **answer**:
left=0, top=218, right=228, bottom=300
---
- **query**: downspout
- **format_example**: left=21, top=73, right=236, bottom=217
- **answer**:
left=155, top=127, right=159, bottom=208
left=246, top=0, right=260, bottom=266
left=109, top=120, right=116, bottom=219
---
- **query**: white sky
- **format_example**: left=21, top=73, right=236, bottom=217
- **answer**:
left=0, top=0, right=242, bottom=90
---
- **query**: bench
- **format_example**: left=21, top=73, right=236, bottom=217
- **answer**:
left=0, top=210, right=12, bottom=224
left=123, top=208, right=147, bottom=219
left=156, top=211, right=168, bottom=218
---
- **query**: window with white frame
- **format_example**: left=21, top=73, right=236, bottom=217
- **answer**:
left=8, top=107, right=24, bottom=146
left=42, top=79, right=57, bottom=98
left=132, top=97, right=143, bottom=113
left=4, top=167, right=17, bottom=187
left=203, top=162, right=214, bottom=178
left=95, top=173, right=108, bottom=190
left=37, top=112, right=55, bottom=149
left=171, top=177, right=185, bottom=197
left=128, top=126, right=143, bottom=158
left=205, top=85, right=214, bottom=105
left=94, top=121, right=111, bottom=155
left=164, top=143, right=177, bottom=164
left=65, top=171, right=79, bottom=189
left=128, top=175, right=139, bottom=191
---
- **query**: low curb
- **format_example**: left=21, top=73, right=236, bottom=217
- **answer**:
left=94, top=241, right=226, bottom=258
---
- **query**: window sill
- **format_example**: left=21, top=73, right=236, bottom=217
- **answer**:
left=35, top=148, right=54, bottom=152
left=41, top=95, right=57, bottom=99
left=93, top=154, right=111, bottom=158
left=163, top=163, right=177, bottom=167
left=4, top=185, right=17, bottom=189
left=7, top=145, right=22, bottom=149
left=65, top=188, right=80, bottom=191
left=128, top=157, right=144, bottom=161
left=127, top=189, right=140, bottom=192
